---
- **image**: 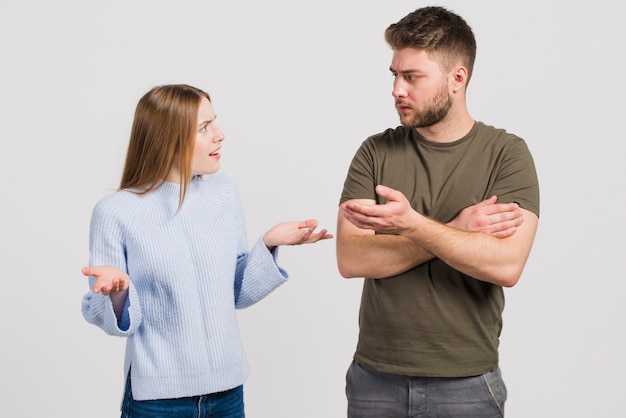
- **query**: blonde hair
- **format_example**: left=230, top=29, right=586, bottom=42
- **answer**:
left=120, top=84, right=211, bottom=208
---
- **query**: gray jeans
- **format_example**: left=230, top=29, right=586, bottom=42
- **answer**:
left=346, top=360, right=507, bottom=417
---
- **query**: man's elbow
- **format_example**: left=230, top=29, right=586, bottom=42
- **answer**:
left=495, top=264, right=524, bottom=288
left=337, top=258, right=360, bottom=279
left=336, top=243, right=361, bottom=278
left=500, top=275, right=520, bottom=288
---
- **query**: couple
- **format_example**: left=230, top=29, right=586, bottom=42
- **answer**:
left=82, top=6, right=539, bottom=418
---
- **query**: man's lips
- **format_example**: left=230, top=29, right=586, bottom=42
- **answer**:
left=396, top=103, right=413, bottom=114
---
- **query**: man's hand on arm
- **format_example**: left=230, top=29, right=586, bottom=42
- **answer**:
left=337, top=185, right=535, bottom=285
left=449, top=195, right=523, bottom=238
left=337, top=201, right=433, bottom=278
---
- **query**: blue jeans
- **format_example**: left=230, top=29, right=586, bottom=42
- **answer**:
left=120, top=374, right=244, bottom=418
left=346, top=360, right=507, bottom=417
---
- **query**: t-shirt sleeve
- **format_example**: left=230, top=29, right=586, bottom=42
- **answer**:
left=340, top=139, right=378, bottom=205
left=490, top=137, right=540, bottom=217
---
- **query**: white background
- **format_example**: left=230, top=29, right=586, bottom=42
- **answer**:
left=1, top=1, right=624, bottom=417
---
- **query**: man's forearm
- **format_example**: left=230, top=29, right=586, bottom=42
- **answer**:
left=337, top=232, right=435, bottom=278
left=402, top=210, right=538, bottom=287
left=339, top=187, right=537, bottom=286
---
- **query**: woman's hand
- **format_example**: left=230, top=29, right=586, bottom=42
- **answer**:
left=82, top=265, right=129, bottom=296
left=263, top=219, right=333, bottom=249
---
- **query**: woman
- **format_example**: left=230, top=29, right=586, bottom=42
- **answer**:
left=81, top=84, right=332, bottom=417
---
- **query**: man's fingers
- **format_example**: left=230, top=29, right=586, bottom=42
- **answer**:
left=375, top=184, right=403, bottom=202
left=492, top=227, right=517, bottom=239
left=476, top=196, right=498, bottom=207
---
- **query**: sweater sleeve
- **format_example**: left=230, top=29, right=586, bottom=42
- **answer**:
left=82, top=281, right=141, bottom=336
left=234, top=236, right=289, bottom=309
left=81, top=197, right=142, bottom=336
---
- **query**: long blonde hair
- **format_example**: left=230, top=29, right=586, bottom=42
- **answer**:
left=120, top=84, right=211, bottom=208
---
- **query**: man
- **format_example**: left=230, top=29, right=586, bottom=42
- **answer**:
left=337, top=6, right=539, bottom=417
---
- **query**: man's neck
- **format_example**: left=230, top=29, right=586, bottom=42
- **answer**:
left=415, top=111, right=475, bottom=144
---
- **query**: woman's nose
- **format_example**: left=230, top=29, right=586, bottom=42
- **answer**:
left=213, top=126, right=225, bottom=142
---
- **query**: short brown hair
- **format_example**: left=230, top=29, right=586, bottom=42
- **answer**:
left=385, top=6, right=477, bottom=82
left=120, top=84, right=211, bottom=208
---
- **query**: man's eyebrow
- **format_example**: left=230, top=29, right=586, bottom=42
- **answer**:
left=389, top=67, right=419, bottom=74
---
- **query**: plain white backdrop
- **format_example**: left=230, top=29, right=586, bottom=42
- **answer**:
left=1, top=1, right=624, bottom=417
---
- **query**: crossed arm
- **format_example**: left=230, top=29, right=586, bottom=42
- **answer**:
left=337, top=185, right=538, bottom=287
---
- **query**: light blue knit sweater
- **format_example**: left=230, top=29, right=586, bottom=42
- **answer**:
left=82, top=174, right=288, bottom=401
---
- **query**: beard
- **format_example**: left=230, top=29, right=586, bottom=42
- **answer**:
left=397, top=83, right=453, bottom=129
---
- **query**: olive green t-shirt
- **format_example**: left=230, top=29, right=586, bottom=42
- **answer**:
left=339, top=121, right=540, bottom=377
